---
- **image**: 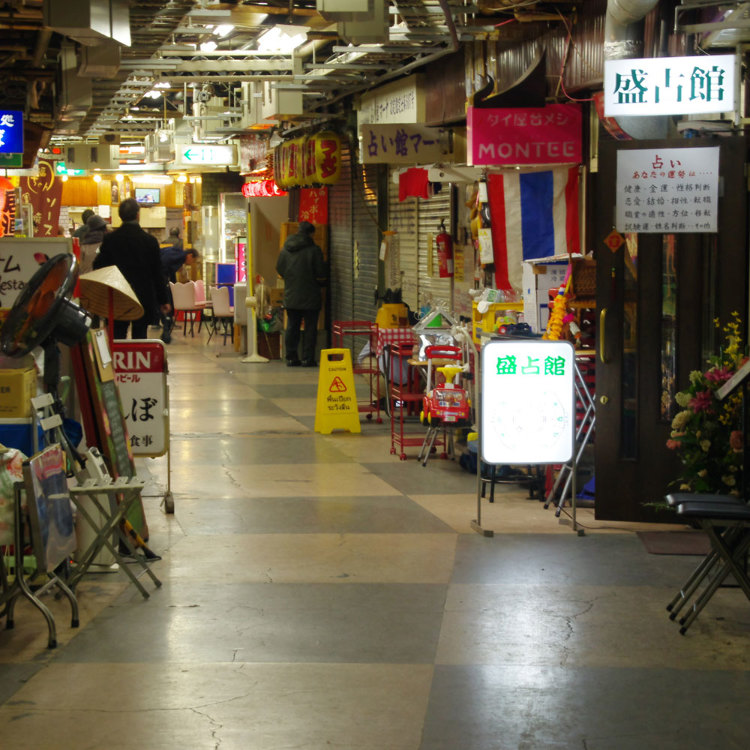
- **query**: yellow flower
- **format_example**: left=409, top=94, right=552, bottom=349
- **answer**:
left=698, top=469, right=707, bottom=478
left=700, top=439, right=711, bottom=452
left=689, top=370, right=703, bottom=385
left=723, top=475, right=737, bottom=487
left=671, top=410, right=691, bottom=431
left=675, top=391, right=691, bottom=407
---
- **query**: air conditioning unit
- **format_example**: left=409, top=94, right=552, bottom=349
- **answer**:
left=317, top=0, right=369, bottom=20
left=145, top=133, right=175, bottom=163
left=260, top=82, right=304, bottom=121
left=99, top=133, right=120, bottom=146
left=337, top=0, right=388, bottom=44
left=65, top=144, right=118, bottom=170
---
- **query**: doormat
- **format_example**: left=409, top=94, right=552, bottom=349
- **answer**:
left=637, top=531, right=711, bottom=556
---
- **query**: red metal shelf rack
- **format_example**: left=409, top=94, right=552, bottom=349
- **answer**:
left=332, top=320, right=382, bottom=423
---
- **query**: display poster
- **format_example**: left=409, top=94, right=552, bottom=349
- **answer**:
left=481, top=339, right=575, bottom=465
left=468, top=103, right=582, bottom=166
left=23, top=444, right=77, bottom=572
left=615, top=146, right=719, bottom=233
left=0, top=110, right=23, bottom=154
left=112, top=340, right=168, bottom=457
left=20, top=160, right=64, bottom=237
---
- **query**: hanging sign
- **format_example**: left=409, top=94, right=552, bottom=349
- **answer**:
left=360, top=124, right=447, bottom=164
left=242, top=180, right=287, bottom=198
left=0, top=110, right=23, bottom=154
left=275, top=132, right=341, bottom=188
left=615, top=146, right=719, bottom=233
left=481, top=339, right=575, bottom=465
left=468, top=104, right=582, bottom=166
left=112, top=340, right=169, bottom=457
left=175, top=143, right=236, bottom=167
left=604, top=55, right=736, bottom=117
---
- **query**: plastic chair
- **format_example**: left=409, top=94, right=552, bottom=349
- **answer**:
left=209, top=285, right=234, bottom=345
left=193, top=279, right=209, bottom=332
left=170, top=281, right=202, bottom=337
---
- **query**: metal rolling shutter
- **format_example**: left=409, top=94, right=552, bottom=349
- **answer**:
left=328, top=146, right=354, bottom=324
left=387, top=174, right=419, bottom=310
left=417, top=188, right=452, bottom=309
left=351, top=160, right=379, bottom=322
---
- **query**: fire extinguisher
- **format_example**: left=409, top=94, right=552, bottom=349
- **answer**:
left=436, top=219, right=454, bottom=278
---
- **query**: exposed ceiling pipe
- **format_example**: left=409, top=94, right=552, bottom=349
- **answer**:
left=31, top=28, right=51, bottom=67
left=604, top=0, right=667, bottom=139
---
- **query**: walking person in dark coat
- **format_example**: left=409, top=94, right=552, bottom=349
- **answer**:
left=275, top=221, right=327, bottom=367
left=93, top=198, right=170, bottom=339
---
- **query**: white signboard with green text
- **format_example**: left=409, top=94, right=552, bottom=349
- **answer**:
left=481, top=339, right=575, bottom=465
left=604, top=55, right=736, bottom=116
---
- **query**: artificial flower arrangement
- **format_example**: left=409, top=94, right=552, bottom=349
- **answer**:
left=666, top=312, right=746, bottom=495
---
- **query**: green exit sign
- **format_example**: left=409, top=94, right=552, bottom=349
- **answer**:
left=0, top=152, right=22, bottom=167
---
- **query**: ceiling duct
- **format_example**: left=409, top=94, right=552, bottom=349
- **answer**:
left=317, top=0, right=370, bottom=21
left=58, top=43, right=93, bottom=129
left=604, top=0, right=666, bottom=139
left=78, top=41, right=121, bottom=78
left=65, top=144, right=119, bottom=170
left=43, top=0, right=131, bottom=47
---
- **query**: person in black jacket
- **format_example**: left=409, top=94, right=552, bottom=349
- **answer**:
left=94, top=198, right=170, bottom=339
left=275, top=221, right=327, bottom=367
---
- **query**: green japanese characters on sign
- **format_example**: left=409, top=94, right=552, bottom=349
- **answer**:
left=496, top=355, right=566, bottom=376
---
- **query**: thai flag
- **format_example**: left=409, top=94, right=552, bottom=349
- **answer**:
left=488, top=167, right=580, bottom=291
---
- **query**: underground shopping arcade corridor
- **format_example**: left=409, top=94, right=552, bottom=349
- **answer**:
left=0, top=335, right=749, bottom=750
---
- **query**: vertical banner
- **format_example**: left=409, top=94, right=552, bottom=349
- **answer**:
left=299, top=187, right=328, bottom=224
left=20, top=160, right=63, bottom=237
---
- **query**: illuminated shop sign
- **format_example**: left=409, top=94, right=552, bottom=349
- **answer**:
left=0, top=110, right=23, bottom=154
left=241, top=180, right=287, bottom=198
left=481, top=339, right=575, bottom=465
left=468, top=104, right=582, bottom=166
left=175, top=144, right=236, bottom=166
left=604, top=55, right=736, bottom=116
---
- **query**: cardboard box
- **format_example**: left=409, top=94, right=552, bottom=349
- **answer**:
left=268, top=288, right=284, bottom=307
left=0, top=368, right=37, bottom=418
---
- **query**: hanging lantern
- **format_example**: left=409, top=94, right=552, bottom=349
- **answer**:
left=313, top=131, right=341, bottom=185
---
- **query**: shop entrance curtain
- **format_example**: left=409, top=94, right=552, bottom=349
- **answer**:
left=488, top=166, right=580, bottom=291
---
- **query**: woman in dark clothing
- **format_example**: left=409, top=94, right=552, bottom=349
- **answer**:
left=79, top=214, right=107, bottom=274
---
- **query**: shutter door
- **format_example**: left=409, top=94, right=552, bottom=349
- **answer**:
left=387, top=173, right=419, bottom=310
left=417, top=189, right=452, bottom=309
left=328, top=145, right=354, bottom=324
left=352, top=160, right=379, bottom=322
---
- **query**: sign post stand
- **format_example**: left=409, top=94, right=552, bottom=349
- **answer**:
left=477, top=337, right=580, bottom=535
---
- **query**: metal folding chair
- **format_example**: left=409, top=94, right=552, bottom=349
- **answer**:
left=665, top=492, right=750, bottom=634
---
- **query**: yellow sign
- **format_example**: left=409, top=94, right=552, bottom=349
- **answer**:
left=314, top=348, right=361, bottom=434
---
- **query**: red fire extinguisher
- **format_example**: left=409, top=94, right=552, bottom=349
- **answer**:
left=436, top=219, right=453, bottom=278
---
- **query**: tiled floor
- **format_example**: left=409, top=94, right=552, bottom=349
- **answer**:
left=1, top=333, right=749, bottom=749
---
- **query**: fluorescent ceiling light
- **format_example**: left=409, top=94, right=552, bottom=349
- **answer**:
left=200, top=40, right=218, bottom=52
left=214, top=24, right=234, bottom=37
left=154, top=81, right=171, bottom=88
left=257, top=25, right=308, bottom=53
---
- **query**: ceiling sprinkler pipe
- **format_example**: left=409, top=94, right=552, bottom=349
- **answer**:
left=604, top=0, right=667, bottom=140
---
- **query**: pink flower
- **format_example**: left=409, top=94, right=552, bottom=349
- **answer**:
left=666, top=439, right=681, bottom=450
left=689, top=390, right=714, bottom=413
left=705, top=367, right=733, bottom=384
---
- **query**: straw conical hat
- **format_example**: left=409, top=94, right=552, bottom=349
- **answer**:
left=78, top=266, right=144, bottom=321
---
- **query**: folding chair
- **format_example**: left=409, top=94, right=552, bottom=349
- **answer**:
left=665, top=492, right=750, bottom=634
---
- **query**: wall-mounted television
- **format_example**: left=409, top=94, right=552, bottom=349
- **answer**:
left=135, top=187, right=160, bottom=205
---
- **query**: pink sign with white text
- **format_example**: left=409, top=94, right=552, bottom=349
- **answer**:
left=468, top=104, right=582, bottom=166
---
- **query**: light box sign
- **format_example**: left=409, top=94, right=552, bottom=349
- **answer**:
left=0, top=110, right=23, bottom=154
left=468, top=104, right=582, bottom=166
left=604, top=55, right=736, bottom=116
left=615, top=146, right=719, bottom=233
left=481, top=339, right=575, bottom=465
left=176, top=144, right=236, bottom=166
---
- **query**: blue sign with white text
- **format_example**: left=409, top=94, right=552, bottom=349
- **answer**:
left=0, top=110, right=23, bottom=154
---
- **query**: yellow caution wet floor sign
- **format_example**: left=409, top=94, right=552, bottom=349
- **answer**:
left=314, top=348, right=361, bottom=434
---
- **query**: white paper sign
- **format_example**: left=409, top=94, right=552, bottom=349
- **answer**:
left=481, top=339, right=575, bottom=465
left=615, top=147, right=719, bottom=233
left=604, top=55, right=736, bottom=116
